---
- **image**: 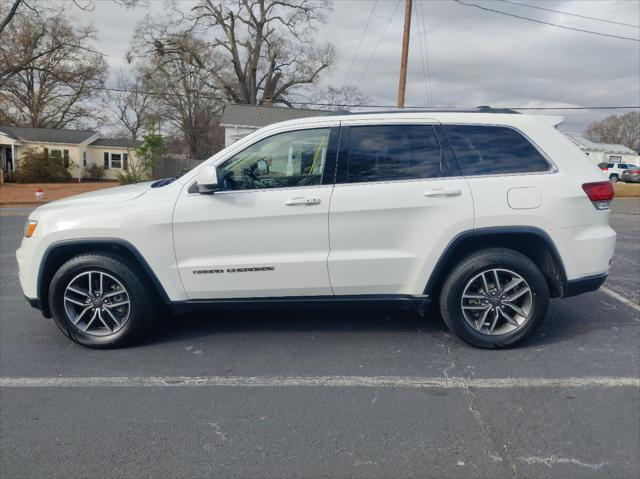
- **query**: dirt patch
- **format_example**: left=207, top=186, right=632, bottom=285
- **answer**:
left=0, top=182, right=118, bottom=206
left=614, top=182, right=640, bottom=198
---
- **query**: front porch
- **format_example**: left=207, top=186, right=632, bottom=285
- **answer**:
left=1, top=142, right=18, bottom=183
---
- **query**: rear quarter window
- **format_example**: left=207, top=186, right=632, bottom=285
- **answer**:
left=444, top=125, right=550, bottom=176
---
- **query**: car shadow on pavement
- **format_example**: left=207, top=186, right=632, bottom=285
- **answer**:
left=133, top=294, right=629, bottom=350
left=137, top=306, right=449, bottom=347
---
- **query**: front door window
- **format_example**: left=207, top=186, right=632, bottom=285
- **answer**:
left=217, top=128, right=331, bottom=191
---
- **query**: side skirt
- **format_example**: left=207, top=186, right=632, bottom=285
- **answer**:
left=168, top=294, right=431, bottom=315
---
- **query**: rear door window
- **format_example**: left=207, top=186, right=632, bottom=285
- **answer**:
left=444, top=125, right=550, bottom=176
left=344, top=124, right=442, bottom=183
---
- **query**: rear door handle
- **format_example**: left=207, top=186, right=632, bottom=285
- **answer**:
left=424, top=188, right=462, bottom=197
left=285, top=196, right=321, bottom=206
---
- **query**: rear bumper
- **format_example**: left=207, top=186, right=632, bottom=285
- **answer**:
left=564, top=273, right=607, bottom=298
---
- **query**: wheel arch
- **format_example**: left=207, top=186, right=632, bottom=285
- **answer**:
left=37, top=239, right=170, bottom=318
left=424, top=227, right=567, bottom=300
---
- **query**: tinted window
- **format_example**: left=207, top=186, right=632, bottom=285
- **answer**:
left=444, top=125, right=549, bottom=176
left=346, top=125, right=441, bottom=183
left=218, top=128, right=331, bottom=191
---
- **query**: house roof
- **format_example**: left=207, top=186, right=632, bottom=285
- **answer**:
left=221, top=104, right=330, bottom=128
left=566, top=134, right=637, bottom=155
left=89, top=138, right=143, bottom=148
left=0, top=125, right=98, bottom=144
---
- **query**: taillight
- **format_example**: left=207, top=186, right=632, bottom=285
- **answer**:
left=599, top=167, right=608, bottom=171
left=582, top=181, right=614, bottom=210
left=631, top=169, right=640, bottom=174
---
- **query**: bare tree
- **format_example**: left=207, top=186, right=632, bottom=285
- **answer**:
left=0, top=0, right=146, bottom=87
left=0, top=10, right=107, bottom=128
left=134, top=0, right=336, bottom=106
left=107, top=71, right=152, bottom=140
left=296, top=85, right=370, bottom=110
left=585, top=112, right=640, bottom=153
left=136, top=32, right=225, bottom=160
left=0, top=0, right=21, bottom=35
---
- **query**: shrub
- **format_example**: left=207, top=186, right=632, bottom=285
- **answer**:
left=14, top=147, right=72, bottom=183
left=117, top=122, right=165, bottom=185
left=116, top=170, right=139, bottom=185
left=84, top=164, right=105, bottom=180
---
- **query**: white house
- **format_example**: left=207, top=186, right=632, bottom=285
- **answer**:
left=565, top=134, right=639, bottom=166
left=0, top=126, right=142, bottom=181
left=220, top=104, right=330, bottom=147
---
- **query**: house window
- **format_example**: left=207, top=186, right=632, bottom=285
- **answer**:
left=103, top=152, right=127, bottom=169
left=111, top=153, right=122, bottom=168
left=609, top=155, right=622, bottom=162
left=83, top=151, right=87, bottom=167
left=49, top=149, right=70, bottom=167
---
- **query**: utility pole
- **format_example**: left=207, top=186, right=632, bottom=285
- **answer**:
left=397, top=0, right=412, bottom=108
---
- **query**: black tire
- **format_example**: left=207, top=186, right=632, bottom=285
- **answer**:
left=609, top=174, right=619, bottom=183
left=49, top=253, right=155, bottom=349
left=439, top=248, right=549, bottom=349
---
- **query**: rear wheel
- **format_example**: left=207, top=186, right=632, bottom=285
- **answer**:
left=49, top=253, right=155, bottom=348
left=439, top=248, right=549, bottom=348
left=609, top=174, right=619, bottom=183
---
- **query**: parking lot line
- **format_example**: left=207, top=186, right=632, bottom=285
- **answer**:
left=1, top=375, right=638, bottom=389
left=601, top=286, right=640, bottom=313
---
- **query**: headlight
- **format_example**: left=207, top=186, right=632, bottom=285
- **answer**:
left=24, top=220, right=38, bottom=238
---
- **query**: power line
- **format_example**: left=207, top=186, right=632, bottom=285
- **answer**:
left=342, top=0, right=379, bottom=88
left=496, top=0, right=640, bottom=29
left=417, top=0, right=433, bottom=104
left=3, top=85, right=638, bottom=110
left=454, top=0, right=640, bottom=42
left=413, top=0, right=430, bottom=104
left=356, top=0, right=402, bottom=90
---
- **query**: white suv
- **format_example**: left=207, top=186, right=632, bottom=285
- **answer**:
left=598, top=162, right=639, bottom=183
left=16, top=110, right=616, bottom=349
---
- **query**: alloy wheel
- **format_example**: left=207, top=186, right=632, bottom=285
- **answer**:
left=63, top=271, right=131, bottom=336
left=460, top=268, right=533, bottom=335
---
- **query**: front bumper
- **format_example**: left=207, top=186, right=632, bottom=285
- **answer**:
left=564, top=273, right=608, bottom=298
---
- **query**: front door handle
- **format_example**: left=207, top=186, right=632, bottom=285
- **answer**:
left=424, top=188, right=462, bottom=197
left=285, top=196, right=321, bottom=206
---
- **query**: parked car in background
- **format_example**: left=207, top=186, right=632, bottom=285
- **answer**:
left=621, top=167, right=640, bottom=183
left=598, top=162, right=639, bottom=182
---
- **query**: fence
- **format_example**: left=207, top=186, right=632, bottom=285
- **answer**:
left=153, top=156, right=203, bottom=179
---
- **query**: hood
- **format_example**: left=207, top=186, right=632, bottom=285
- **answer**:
left=35, top=182, right=152, bottom=212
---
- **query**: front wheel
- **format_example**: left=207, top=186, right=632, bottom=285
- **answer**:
left=49, top=253, right=155, bottom=348
left=439, top=248, right=549, bottom=349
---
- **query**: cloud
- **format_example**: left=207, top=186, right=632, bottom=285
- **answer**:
left=79, top=0, right=639, bottom=132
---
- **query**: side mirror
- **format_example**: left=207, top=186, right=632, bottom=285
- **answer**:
left=196, top=165, right=219, bottom=194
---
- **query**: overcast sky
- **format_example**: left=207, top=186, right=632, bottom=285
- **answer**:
left=78, top=0, right=639, bottom=132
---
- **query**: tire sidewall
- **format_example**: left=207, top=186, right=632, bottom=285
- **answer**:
left=440, top=250, right=550, bottom=348
left=49, top=255, right=150, bottom=348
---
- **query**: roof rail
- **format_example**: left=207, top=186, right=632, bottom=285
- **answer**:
left=333, top=105, right=521, bottom=115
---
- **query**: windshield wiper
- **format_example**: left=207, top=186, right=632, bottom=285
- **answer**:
left=151, top=176, right=179, bottom=188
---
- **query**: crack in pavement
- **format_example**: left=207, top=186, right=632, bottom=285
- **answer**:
left=439, top=336, right=519, bottom=478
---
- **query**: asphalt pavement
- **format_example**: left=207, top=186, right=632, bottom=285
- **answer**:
left=0, top=200, right=638, bottom=478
